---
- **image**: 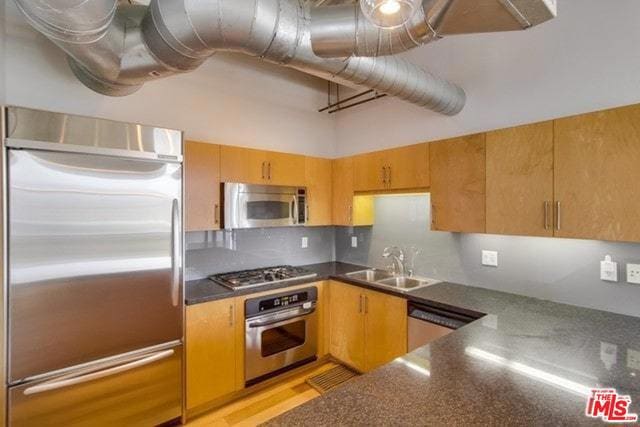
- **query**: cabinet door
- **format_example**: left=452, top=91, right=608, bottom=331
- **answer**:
left=430, top=134, right=486, bottom=233
left=328, top=281, right=366, bottom=372
left=354, top=151, right=386, bottom=191
left=305, top=157, right=332, bottom=226
left=185, top=141, right=221, bottom=232
left=555, top=104, right=640, bottom=242
left=220, top=145, right=268, bottom=184
left=268, top=151, right=306, bottom=186
left=186, top=298, right=238, bottom=410
left=332, top=157, right=355, bottom=226
left=387, top=143, right=430, bottom=190
left=486, top=122, right=554, bottom=237
left=364, top=290, right=407, bottom=372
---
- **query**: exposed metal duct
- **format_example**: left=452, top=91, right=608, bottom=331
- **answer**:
left=310, top=0, right=558, bottom=58
left=14, top=0, right=466, bottom=115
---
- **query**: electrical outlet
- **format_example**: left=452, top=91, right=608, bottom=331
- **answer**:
left=482, top=250, right=498, bottom=267
left=626, top=264, right=640, bottom=284
left=600, top=255, right=618, bottom=282
left=351, top=236, right=358, bottom=248
left=301, top=237, right=308, bottom=249
left=627, top=349, right=640, bottom=371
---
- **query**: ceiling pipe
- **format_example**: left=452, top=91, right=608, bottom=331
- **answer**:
left=310, top=0, right=558, bottom=58
left=14, top=0, right=466, bottom=115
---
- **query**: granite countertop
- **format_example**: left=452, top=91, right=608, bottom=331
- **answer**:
left=187, top=263, right=640, bottom=425
left=185, top=262, right=368, bottom=305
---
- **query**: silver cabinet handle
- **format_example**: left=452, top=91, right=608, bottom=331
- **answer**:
left=268, top=162, right=272, bottom=180
left=348, top=204, right=352, bottom=225
left=431, top=204, right=437, bottom=229
left=359, top=295, right=363, bottom=314
left=306, top=201, right=310, bottom=223
left=364, top=295, right=369, bottom=314
left=544, top=201, right=551, bottom=230
left=261, top=161, right=266, bottom=179
left=170, top=199, right=180, bottom=307
left=24, top=349, right=174, bottom=396
left=555, top=201, right=561, bottom=231
left=291, top=195, right=299, bottom=224
left=229, top=304, right=234, bottom=326
left=381, top=167, right=386, bottom=185
left=214, top=203, right=220, bottom=225
left=387, top=166, right=391, bottom=188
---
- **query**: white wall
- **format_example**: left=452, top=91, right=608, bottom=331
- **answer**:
left=2, top=1, right=337, bottom=157
left=334, top=0, right=640, bottom=156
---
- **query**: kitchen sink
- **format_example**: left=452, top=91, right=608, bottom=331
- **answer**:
left=375, top=276, right=440, bottom=292
left=345, top=269, right=440, bottom=292
left=346, top=269, right=394, bottom=282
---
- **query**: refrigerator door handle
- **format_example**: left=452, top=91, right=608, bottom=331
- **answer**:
left=171, top=198, right=180, bottom=307
left=23, top=349, right=175, bottom=396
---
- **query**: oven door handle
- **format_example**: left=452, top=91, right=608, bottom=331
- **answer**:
left=247, top=307, right=315, bottom=328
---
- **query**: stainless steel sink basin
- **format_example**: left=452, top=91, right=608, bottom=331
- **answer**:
left=375, top=276, right=440, bottom=292
left=345, top=269, right=440, bottom=292
left=346, top=269, right=393, bottom=282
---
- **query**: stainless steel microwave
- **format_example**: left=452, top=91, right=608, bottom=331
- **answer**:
left=223, top=183, right=307, bottom=229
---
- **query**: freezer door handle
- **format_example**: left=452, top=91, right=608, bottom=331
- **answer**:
left=171, top=198, right=180, bottom=307
left=23, top=349, right=175, bottom=396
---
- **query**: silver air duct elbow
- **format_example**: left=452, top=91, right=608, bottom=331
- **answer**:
left=14, top=0, right=467, bottom=115
left=310, top=0, right=557, bottom=58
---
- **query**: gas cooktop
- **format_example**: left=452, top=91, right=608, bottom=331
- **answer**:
left=209, top=266, right=318, bottom=290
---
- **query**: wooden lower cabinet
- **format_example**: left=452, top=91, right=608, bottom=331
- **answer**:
left=363, top=289, right=408, bottom=371
left=328, top=281, right=407, bottom=372
left=328, top=281, right=366, bottom=371
left=186, top=298, right=240, bottom=411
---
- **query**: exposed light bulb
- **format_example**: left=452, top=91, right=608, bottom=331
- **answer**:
left=360, top=0, right=421, bottom=28
left=379, top=0, right=401, bottom=15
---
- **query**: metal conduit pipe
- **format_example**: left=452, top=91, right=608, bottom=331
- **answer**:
left=14, top=0, right=466, bottom=115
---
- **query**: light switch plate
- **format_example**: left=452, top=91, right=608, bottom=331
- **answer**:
left=626, top=263, right=640, bottom=284
left=301, top=237, right=308, bottom=249
left=628, top=349, right=640, bottom=371
left=482, top=250, right=498, bottom=267
left=351, top=236, right=358, bottom=248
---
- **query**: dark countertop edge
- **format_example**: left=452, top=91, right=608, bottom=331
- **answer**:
left=185, top=262, right=485, bottom=319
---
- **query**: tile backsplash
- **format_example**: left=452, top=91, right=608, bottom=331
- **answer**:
left=335, top=194, right=640, bottom=318
left=185, top=226, right=335, bottom=280
left=185, top=194, right=640, bottom=317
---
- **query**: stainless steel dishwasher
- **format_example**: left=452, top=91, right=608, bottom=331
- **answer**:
left=407, top=302, right=478, bottom=351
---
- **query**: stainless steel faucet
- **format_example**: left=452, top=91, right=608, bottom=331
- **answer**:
left=383, top=246, right=406, bottom=276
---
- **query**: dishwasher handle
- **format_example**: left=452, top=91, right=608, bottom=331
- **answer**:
left=408, top=303, right=476, bottom=330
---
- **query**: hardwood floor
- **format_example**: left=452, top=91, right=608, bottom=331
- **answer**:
left=185, top=362, right=337, bottom=426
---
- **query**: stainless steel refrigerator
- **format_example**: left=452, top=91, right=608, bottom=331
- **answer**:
left=3, top=107, right=184, bottom=426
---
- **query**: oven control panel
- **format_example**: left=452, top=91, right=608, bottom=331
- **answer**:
left=245, top=287, right=318, bottom=318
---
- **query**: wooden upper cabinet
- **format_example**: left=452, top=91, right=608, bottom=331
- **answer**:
left=430, top=134, right=486, bottom=233
left=185, top=141, right=221, bottom=232
left=354, top=151, right=385, bottom=192
left=186, top=298, right=239, bottom=411
left=305, top=157, right=332, bottom=226
left=386, top=143, right=430, bottom=190
left=267, top=151, right=306, bottom=186
left=554, top=104, right=640, bottom=242
left=220, top=146, right=305, bottom=186
left=332, top=157, right=374, bottom=226
left=332, top=157, right=355, bottom=226
left=354, top=144, right=429, bottom=192
left=486, top=122, right=554, bottom=237
left=220, top=145, right=266, bottom=184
